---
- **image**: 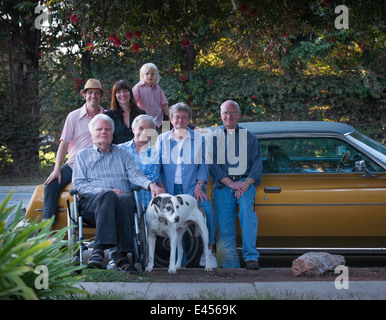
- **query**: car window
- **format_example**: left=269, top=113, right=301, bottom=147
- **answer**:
left=260, top=137, right=386, bottom=174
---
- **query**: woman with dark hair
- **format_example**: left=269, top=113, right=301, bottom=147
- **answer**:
left=105, top=80, right=145, bottom=144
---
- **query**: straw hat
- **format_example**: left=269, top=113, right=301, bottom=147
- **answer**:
left=80, top=78, right=104, bottom=96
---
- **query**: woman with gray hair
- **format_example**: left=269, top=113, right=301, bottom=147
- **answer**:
left=169, top=102, right=192, bottom=119
left=156, top=102, right=217, bottom=268
left=131, top=114, right=157, bottom=132
left=120, top=114, right=164, bottom=207
left=167, top=102, right=206, bottom=133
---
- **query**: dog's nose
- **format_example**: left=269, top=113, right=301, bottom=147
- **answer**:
left=174, top=216, right=180, bottom=223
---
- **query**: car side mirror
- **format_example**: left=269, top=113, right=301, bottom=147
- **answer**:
left=355, top=160, right=377, bottom=178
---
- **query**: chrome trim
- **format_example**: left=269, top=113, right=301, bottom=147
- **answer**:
left=256, top=132, right=345, bottom=139
left=255, top=247, right=386, bottom=255
left=264, top=187, right=281, bottom=193
left=255, top=203, right=386, bottom=207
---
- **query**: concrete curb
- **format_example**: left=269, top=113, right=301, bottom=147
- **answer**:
left=76, top=280, right=386, bottom=300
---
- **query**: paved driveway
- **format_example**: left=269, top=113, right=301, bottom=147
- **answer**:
left=0, top=185, right=37, bottom=224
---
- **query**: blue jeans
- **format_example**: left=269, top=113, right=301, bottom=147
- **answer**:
left=213, top=183, right=259, bottom=268
left=43, top=164, right=73, bottom=222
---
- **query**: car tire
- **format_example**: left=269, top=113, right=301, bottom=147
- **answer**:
left=154, top=224, right=203, bottom=268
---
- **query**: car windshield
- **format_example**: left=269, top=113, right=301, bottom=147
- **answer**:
left=349, top=131, right=386, bottom=155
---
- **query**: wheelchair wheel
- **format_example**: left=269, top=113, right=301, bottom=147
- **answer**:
left=133, top=206, right=148, bottom=272
left=67, top=202, right=80, bottom=264
left=138, top=211, right=148, bottom=271
left=154, top=224, right=203, bottom=268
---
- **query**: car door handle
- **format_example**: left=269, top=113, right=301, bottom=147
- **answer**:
left=264, top=187, right=281, bottom=193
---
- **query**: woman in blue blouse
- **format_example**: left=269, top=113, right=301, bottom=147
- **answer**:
left=156, top=102, right=217, bottom=268
left=120, top=115, right=163, bottom=207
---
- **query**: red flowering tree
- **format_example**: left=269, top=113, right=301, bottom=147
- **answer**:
left=47, top=0, right=384, bottom=73
left=53, top=0, right=235, bottom=72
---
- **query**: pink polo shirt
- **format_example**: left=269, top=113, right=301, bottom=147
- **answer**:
left=60, top=104, right=105, bottom=168
left=132, top=80, right=168, bottom=127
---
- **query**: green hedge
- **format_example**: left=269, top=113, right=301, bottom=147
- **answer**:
left=2, top=59, right=383, bottom=177
left=161, top=67, right=385, bottom=142
left=38, top=53, right=385, bottom=146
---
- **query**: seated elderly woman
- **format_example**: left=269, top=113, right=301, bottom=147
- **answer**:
left=155, top=102, right=217, bottom=268
left=120, top=114, right=164, bottom=207
left=72, top=113, right=164, bottom=272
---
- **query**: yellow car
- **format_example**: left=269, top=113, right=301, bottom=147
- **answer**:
left=211, top=121, right=386, bottom=255
left=25, top=121, right=386, bottom=264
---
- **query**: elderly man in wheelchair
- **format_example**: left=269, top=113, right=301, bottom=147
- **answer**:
left=72, top=114, right=164, bottom=272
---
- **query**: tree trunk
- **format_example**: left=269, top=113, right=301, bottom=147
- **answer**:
left=181, top=44, right=197, bottom=72
left=3, top=8, right=41, bottom=176
left=81, top=43, right=92, bottom=79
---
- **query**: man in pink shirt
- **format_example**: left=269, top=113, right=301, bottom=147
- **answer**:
left=43, top=79, right=105, bottom=222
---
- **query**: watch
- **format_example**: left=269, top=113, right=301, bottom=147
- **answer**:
left=148, top=182, right=155, bottom=190
left=197, top=182, right=204, bottom=187
left=245, top=179, right=253, bottom=185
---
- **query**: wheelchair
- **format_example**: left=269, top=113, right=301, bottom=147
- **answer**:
left=66, top=185, right=148, bottom=272
left=24, top=183, right=203, bottom=270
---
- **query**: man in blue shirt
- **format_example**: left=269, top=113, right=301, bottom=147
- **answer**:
left=72, top=114, right=164, bottom=272
left=209, top=100, right=263, bottom=269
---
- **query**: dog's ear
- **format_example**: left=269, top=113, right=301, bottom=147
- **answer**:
left=152, top=196, right=162, bottom=208
left=176, top=196, right=184, bottom=205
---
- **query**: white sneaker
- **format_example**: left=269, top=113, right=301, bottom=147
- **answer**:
left=106, top=260, right=115, bottom=269
left=199, top=250, right=217, bottom=268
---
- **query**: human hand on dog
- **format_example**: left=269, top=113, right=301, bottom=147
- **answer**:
left=150, top=183, right=166, bottom=199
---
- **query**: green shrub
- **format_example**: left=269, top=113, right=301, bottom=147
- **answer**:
left=162, top=66, right=385, bottom=144
left=0, top=191, right=86, bottom=300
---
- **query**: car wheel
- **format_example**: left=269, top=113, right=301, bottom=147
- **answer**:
left=154, top=224, right=203, bottom=268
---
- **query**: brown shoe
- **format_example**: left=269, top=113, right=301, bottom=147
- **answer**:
left=246, top=260, right=260, bottom=270
left=88, top=249, right=105, bottom=268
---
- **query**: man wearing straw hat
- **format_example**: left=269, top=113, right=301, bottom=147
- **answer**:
left=42, top=79, right=106, bottom=223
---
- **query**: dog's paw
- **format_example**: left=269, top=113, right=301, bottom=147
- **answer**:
left=146, top=266, right=154, bottom=272
left=205, top=266, right=213, bottom=272
left=168, top=267, right=177, bottom=274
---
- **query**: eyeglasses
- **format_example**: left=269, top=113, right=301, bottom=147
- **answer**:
left=221, top=111, right=239, bottom=116
left=173, top=115, right=190, bottom=121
